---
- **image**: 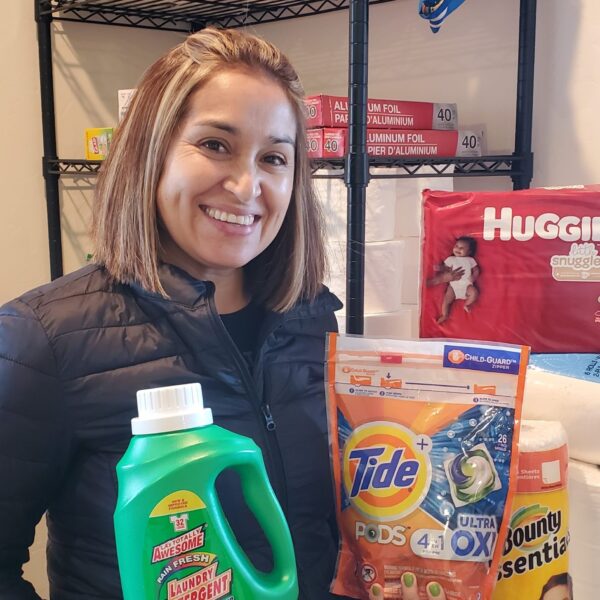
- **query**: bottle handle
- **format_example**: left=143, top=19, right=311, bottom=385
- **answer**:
left=211, top=453, right=298, bottom=599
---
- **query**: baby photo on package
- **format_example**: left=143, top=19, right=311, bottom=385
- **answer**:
left=420, top=186, right=600, bottom=352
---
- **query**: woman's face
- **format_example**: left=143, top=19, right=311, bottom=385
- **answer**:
left=156, top=68, right=296, bottom=281
left=542, top=585, right=571, bottom=600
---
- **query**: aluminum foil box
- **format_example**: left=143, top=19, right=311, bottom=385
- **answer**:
left=307, top=127, right=481, bottom=159
left=305, top=95, right=458, bottom=130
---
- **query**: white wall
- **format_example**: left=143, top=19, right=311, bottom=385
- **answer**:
left=1, top=0, right=599, bottom=595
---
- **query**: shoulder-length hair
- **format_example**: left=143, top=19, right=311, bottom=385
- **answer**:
left=92, top=27, right=325, bottom=312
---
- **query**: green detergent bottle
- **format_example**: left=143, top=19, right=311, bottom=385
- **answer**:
left=114, top=383, right=298, bottom=600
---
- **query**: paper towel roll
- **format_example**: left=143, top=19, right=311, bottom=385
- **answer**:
left=493, top=420, right=570, bottom=600
left=326, top=240, right=405, bottom=314
left=523, top=356, right=600, bottom=463
left=336, top=307, right=418, bottom=338
left=569, top=459, right=600, bottom=600
left=394, top=166, right=455, bottom=238
left=519, top=419, right=569, bottom=452
left=315, top=168, right=455, bottom=242
left=313, top=168, right=397, bottom=242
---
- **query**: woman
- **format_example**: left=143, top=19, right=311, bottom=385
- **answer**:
left=539, top=573, right=573, bottom=600
left=0, top=28, right=342, bottom=599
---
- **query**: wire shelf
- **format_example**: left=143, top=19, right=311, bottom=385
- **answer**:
left=311, top=155, right=522, bottom=178
left=48, top=155, right=522, bottom=178
left=46, top=158, right=103, bottom=175
left=38, top=0, right=395, bottom=31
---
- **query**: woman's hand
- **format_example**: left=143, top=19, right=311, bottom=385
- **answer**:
left=368, top=572, right=447, bottom=599
left=443, top=267, right=465, bottom=283
left=426, top=266, right=465, bottom=287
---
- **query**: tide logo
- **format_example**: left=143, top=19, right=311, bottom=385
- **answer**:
left=343, top=422, right=432, bottom=521
left=447, top=349, right=465, bottom=364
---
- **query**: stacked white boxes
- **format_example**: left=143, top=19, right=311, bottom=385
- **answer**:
left=314, top=167, right=454, bottom=338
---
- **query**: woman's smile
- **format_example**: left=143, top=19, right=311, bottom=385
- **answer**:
left=201, top=206, right=257, bottom=227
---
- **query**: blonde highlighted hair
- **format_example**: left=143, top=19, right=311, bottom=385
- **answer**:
left=92, top=27, right=325, bottom=312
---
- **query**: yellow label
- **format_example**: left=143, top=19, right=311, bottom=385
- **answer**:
left=493, top=488, right=570, bottom=599
left=149, top=490, right=206, bottom=518
left=84, top=127, right=113, bottom=160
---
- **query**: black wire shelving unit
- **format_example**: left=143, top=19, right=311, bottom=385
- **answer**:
left=35, top=0, right=537, bottom=334
left=37, top=0, right=395, bottom=30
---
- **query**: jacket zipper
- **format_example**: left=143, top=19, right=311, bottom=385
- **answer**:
left=205, top=293, right=288, bottom=510
left=261, top=403, right=276, bottom=431
left=207, top=296, right=328, bottom=599
left=253, top=315, right=320, bottom=600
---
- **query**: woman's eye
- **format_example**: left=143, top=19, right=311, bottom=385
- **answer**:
left=201, top=139, right=227, bottom=153
left=264, top=153, right=287, bottom=167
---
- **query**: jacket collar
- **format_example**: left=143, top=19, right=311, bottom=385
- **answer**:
left=129, top=263, right=212, bottom=308
left=133, top=262, right=343, bottom=317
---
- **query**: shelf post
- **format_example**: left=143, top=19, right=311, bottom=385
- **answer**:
left=35, top=0, right=63, bottom=279
left=513, top=0, right=537, bottom=190
left=345, top=0, right=370, bottom=335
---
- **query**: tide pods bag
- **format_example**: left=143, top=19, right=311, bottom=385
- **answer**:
left=326, top=334, right=529, bottom=600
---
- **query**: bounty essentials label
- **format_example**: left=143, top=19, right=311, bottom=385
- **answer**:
left=420, top=186, right=600, bottom=352
left=326, top=335, right=528, bottom=600
left=144, top=490, right=233, bottom=599
left=493, top=421, right=570, bottom=600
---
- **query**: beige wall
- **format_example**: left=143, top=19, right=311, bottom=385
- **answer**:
left=1, top=0, right=597, bottom=595
left=0, top=4, right=183, bottom=306
left=1, top=3, right=48, bottom=303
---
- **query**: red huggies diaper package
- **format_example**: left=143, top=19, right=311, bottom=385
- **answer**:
left=326, top=334, right=528, bottom=600
left=419, top=186, right=600, bottom=352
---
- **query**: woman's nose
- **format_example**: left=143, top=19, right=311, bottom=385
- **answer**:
left=223, top=160, right=261, bottom=202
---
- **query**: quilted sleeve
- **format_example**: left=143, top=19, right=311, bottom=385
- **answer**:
left=0, top=299, right=71, bottom=599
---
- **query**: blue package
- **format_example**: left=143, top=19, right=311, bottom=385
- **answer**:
left=419, top=0, right=467, bottom=33
left=529, top=353, right=600, bottom=383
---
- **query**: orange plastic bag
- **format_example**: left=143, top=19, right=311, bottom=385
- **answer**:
left=326, top=335, right=528, bottom=600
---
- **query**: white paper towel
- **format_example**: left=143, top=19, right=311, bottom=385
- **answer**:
left=336, top=307, right=418, bottom=338
left=313, top=168, right=398, bottom=242
left=519, top=419, right=569, bottom=452
left=523, top=362, right=600, bottom=464
left=400, top=237, right=420, bottom=305
left=314, top=167, right=455, bottom=241
left=569, top=459, right=600, bottom=600
left=326, top=240, right=405, bottom=314
left=395, top=166, right=455, bottom=238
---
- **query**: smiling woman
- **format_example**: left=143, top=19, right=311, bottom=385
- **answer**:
left=93, top=27, right=324, bottom=313
left=0, top=27, right=343, bottom=600
left=155, top=68, right=296, bottom=313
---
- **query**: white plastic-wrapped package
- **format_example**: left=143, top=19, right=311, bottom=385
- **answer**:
left=523, top=354, right=600, bottom=464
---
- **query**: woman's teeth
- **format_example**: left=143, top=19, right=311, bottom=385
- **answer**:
left=204, top=207, right=254, bottom=226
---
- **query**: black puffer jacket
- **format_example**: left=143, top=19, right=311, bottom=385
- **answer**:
left=0, top=263, right=343, bottom=600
